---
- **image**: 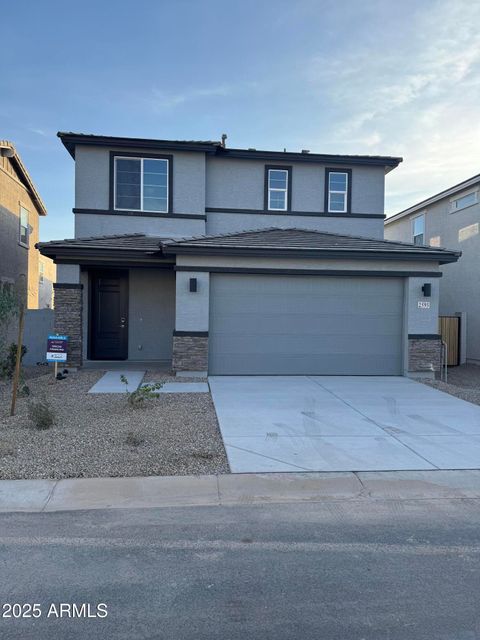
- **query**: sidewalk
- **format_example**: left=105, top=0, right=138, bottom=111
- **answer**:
left=2, top=470, right=480, bottom=513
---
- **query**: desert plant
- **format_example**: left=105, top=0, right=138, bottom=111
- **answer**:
left=0, top=343, right=27, bottom=379
left=120, top=375, right=163, bottom=408
left=28, top=398, right=56, bottom=430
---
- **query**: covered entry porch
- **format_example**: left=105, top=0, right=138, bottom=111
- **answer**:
left=38, top=233, right=176, bottom=368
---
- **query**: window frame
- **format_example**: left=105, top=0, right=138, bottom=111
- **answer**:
left=325, top=168, right=352, bottom=214
left=19, top=204, right=29, bottom=248
left=450, top=189, right=478, bottom=213
left=264, top=165, right=292, bottom=212
left=110, top=151, right=173, bottom=214
left=412, top=213, right=425, bottom=245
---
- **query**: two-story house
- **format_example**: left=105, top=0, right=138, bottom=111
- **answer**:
left=0, top=140, right=55, bottom=309
left=385, top=173, right=479, bottom=364
left=38, top=132, right=460, bottom=377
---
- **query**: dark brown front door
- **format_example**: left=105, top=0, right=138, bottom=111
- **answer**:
left=90, top=270, right=129, bottom=360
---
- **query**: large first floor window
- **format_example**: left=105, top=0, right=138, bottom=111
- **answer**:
left=114, top=156, right=169, bottom=212
left=19, top=205, right=29, bottom=246
left=412, top=214, right=425, bottom=245
left=327, top=171, right=349, bottom=213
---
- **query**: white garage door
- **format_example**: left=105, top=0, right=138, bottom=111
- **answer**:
left=209, top=274, right=404, bottom=375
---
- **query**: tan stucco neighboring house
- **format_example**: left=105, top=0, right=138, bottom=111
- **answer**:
left=0, top=140, right=53, bottom=308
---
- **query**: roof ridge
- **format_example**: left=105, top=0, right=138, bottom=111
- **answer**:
left=162, top=227, right=283, bottom=245
left=164, top=226, right=452, bottom=252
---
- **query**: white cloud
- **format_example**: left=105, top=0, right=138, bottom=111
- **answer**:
left=148, top=81, right=260, bottom=112
left=305, top=0, right=480, bottom=214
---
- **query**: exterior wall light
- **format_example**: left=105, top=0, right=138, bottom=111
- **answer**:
left=422, top=283, right=431, bottom=297
left=189, top=278, right=197, bottom=292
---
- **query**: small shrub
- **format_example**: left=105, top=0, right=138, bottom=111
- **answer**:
left=125, top=431, right=145, bottom=447
left=0, top=343, right=27, bottom=379
left=120, top=375, right=163, bottom=408
left=28, top=398, right=55, bottom=430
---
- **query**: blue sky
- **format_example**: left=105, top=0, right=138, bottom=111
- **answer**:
left=3, top=0, right=479, bottom=241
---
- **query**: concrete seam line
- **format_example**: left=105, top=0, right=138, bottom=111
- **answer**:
left=215, top=475, right=222, bottom=505
left=41, top=480, right=59, bottom=512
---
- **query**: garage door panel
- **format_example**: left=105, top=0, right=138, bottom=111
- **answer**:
left=211, top=353, right=400, bottom=376
left=209, top=274, right=404, bottom=375
left=213, top=314, right=402, bottom=336
left=214, top=294, right=403, bottom=316
left=212, top=334, right=402, bottom=356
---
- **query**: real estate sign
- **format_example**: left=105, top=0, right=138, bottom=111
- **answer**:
left=46, top=335, right=68, bottom=362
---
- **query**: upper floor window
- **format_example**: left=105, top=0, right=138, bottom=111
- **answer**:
left=412, top=214, right=425, bottom=245
left=114, top=156, right=169, bottom=213
left=450, top=190, right=478, bottom=213
left=265, top=165, right=292, bottom=211
left=19, top=205, right=29, bottom=247
left=327, top=170, right=350, bottom=213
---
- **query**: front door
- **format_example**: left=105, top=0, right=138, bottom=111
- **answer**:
left=90, top=270, right=129, bottom=360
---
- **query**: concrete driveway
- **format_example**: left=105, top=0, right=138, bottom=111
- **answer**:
left=209, top=376, right=480, bottom=473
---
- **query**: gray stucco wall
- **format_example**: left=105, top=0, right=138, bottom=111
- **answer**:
left=406, top=277, right=440, bottom=334
left=128, top=269, right=175, bottom=361
left=385, top=189, right=479, bottom=360
left=75, top=145, right=206, bottom=214
left=205, top=157, right=385, bottom=214
left=175, top=271, right=210, bottom=332
left=75, top=213, right=205, bottom=239
left=74, top=145, right=206, bottom=240
left=206, top=211, right=384, bottom=238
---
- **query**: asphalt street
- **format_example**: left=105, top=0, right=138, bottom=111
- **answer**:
left=1, top=498, right=480, bottom=639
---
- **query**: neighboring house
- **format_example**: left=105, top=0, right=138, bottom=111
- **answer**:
left=38, top=254, right=56, bottom=309
left=38, top=132, right=460, bottom=377
left=0, top=140, right=48, bottom=308
left=385, top=174, right=478, bottom=364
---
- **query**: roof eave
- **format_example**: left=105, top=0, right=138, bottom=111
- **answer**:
left=214, top=147, right=402, bottom=168
left=162, top=244, right=460, bottom=263
left=57, top=132, right=220, bottom=159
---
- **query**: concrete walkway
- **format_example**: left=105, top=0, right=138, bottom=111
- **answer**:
left=88, top=370, right=145, bottom=393
left=210, top=376, right=480, bottom=472
left=3, top=470, right=480, bottom=512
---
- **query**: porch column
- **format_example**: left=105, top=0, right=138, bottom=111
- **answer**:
left=406, top=277, right=441, bottom=378
left=53, top=265, right=83, bottom=368
left=172, top=271, right=209, bottom=374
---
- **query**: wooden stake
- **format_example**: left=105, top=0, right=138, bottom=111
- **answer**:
left=10, top=304, right=25, bottom=417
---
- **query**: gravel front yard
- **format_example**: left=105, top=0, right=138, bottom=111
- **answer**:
left=422, top=364, right=480, bottom=406
left=0, top=369, right=229, bottom=479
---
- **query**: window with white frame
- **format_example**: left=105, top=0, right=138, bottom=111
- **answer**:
left=412, top=214, right=425, bottom=245
left=327, top=171, right=348, bottom=213
left=267, top=169, right=289, bottom=211
left=19, top=206, right=29, bottom=246
left=450, top=191, right=478, bottom=213
left=114, top=156, right=169, bottom=212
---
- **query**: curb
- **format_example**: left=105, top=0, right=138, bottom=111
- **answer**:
left=2, top=470, right=480, bottom=513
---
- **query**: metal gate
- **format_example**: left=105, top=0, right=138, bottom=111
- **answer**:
left=439, top=316, right=460, bottom=366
